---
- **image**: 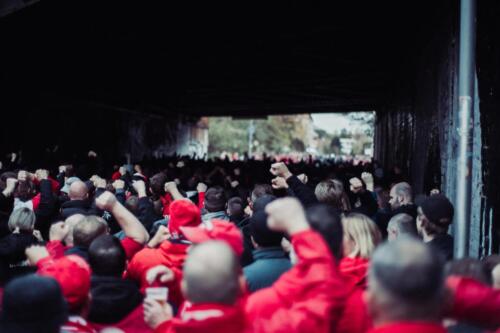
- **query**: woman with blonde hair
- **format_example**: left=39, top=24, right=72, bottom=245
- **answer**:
left=336, top=213, right=382, bottom=333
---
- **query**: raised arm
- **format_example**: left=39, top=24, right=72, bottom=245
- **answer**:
left=95, top=191, right=149, bottom=245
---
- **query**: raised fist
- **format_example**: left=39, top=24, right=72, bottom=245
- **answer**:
left=349, top=177, right=364, bottom=194
left=112, top=179, right=125, bottom=190
left=271, top=177, right=288, bottom=190
left=35, top=169, right=49, bottom=181
left=164, top=182, right=178, bottom=194
left=196, top=183, right=208, bottom=193
left=270, top=162, right=292, bottom=179
left=49, top=221, right=70, bottom=242
left=96, top=191, right=118, bottom=211
left=265, top=197, right=308, bottom=235
left=25, top=245, right=50, bottom=266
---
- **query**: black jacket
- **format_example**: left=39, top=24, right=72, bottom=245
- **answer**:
left=88, top=275, right=143, bottom=324
left=0, top=233, right=39, bottom=285
left=286, top=175, right=318, bottom=208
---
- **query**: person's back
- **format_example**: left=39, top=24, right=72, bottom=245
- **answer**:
left=243, top=210, right=290, bottom=292
left=202, top=187, right=229, bottom=223
left=0, top=275, right=68, bottom=333
left=60, top=180, right=94, bottom=219
left=417, top=194, right=454, bottom=261
left=87, top=235, right=149, bottom=332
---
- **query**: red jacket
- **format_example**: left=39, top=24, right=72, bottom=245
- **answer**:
left=246, top=230, right=346, bottom=332
left=336, top=257, right=372, bottom=333
left=155, top=230, right=345, bottom=333
left=156, top=303, right=248, bottom=333
left=92, top=305, right=153, bottom=333
left=126, top=240, right=188, bottom=306
left=447, top=276, right=500, bottom=329
left=367, top=322, right=446, bottom=333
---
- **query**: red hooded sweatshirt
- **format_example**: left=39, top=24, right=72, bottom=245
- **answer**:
left=446, top=276, right=500, bottom=330
left=126, top=240, right=188, bottom=306
left=336, top=257, right=372, bottom=333
left=154, top=230, right=345, bottom=333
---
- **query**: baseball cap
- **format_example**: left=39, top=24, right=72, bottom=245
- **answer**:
left=168, top=199, right=201, bottom=238
left=38, top=255, right=91, bottom=313
left=181, top=219, right=244, bottom=256
left=420, top=194, right=454, bottom=226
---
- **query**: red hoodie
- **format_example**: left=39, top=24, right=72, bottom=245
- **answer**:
left=446, top=276, right=500, bottom=330
left=126, top=240, right=188, bottom=306
left=336, top=257, right=372, bottom=333
left=154, top=230, right=345, bottom=333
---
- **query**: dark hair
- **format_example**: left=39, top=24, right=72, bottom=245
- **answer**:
left=0, top=172, right=16, bottom=191
left=250, top=210, right=284, bottom=247
left=306, top=204, right=343, bottom=260
left=72, top=216, right=108, bottom=248
left=204, top=186, right=227, bottom=212
left=149, top=172, right=168, bottom=198
left=125, top=195, right=139, bottom=214
left=14, top=180, right=36, bottom=202
left=250, top=184, right=273, bottom=203
left=227, top=197, right=244, bottom=217
left=88, top=235, right=126, bottom=277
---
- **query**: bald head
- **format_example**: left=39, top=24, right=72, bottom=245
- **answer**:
left=389, top=182, right=413, bottom=210
left=69, top=181, right=88, bottom=201
left=183, top=241, right=240, bottom=305
left=64, top=214, right=85, bottom=247
left=368, top=237, right=444, bottom=323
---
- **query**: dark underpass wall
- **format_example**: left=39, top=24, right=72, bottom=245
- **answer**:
left=0, top=96, right=200, bottom=169
left=376, top=0, right=500, bottom=256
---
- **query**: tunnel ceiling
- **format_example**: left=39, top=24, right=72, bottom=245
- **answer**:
left=1, top=1, right=446, bottom=117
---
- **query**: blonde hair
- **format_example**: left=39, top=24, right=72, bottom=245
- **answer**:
left=315, top=179, right=351, bottom=212
left=8, top=207, right=36, bottom=233
left=342, top=213, right=381, bottom=258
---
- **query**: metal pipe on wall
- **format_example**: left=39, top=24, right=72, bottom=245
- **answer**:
left=455, top=0, right=476, bottom=258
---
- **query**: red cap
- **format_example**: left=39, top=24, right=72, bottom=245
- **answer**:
left=168, top=199, right=201, bottom=238
left=181, top=219, right=244, bottom=256
left=39, top=255, right=91, bottom=312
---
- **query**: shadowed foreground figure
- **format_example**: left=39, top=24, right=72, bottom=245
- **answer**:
left=366, top=237, right=446, bottom=333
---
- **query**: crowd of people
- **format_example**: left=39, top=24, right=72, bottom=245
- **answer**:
left=0, top=151, right=499, bottom=333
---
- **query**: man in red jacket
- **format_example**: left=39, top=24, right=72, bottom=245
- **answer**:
left=365, top=237, right=446, bottom=333
left=127, top=199, right=201, bottom=306
left=144, top=197, right=346, bottom=333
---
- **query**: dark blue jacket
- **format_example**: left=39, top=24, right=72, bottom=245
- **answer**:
left=243, top=247, right=291, bottom=292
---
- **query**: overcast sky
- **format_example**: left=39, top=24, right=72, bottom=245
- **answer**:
left=311, top=112, right=373, bottom=134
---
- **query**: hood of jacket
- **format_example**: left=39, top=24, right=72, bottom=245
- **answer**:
left=88, top=275, right=143, bottom=324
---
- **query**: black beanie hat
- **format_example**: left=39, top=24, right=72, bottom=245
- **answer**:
left=250, top=210, right=284, bottom=247
left=0, top=275, right=68, bottom=333
left=420, top=194, right=454, bottom=226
